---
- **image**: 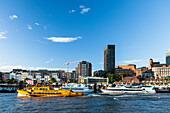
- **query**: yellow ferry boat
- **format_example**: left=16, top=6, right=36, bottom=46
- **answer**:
left=17, top=86, right=83, bottom=97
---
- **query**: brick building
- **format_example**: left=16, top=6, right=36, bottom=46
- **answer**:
left=136, top=67, right=148, bottom=77
left=122, top=76, right=139, bottom=84
left=2, top=73, right=10, bottom=81
left=115, top=64, right=136, bottom=76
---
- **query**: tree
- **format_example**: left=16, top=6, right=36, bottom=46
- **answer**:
left=13, top=79, right=17, bottom=84
left=41, top=80, right=44, bottom=83
left=166, top=76, right=169, bottom=81
left=50, top=77, right=56, bottom=83
left=72, top=79, right=76, bottom=83
left=137, top=75, right=141, bottom=79
left=156, top=74, right=159, bottom=80
left=0, top=79, right=2, bottom=83
left=24, top=78, right=29, bottom=82
left=11, top=78, right=16, bottom=84
left=19, top=80, right=24, bottom=84
left=106, top=72, right=114, bottom=83
left=6, top=79, right=11, bottom=84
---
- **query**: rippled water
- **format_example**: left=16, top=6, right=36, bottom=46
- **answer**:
left=0, top=93, right=169, bottom=113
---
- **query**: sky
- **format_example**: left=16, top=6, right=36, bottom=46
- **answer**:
left=0, top=0, right=170, bottom=72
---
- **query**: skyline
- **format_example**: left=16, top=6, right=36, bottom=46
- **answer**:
left=0, top=0, right=170, bottom=72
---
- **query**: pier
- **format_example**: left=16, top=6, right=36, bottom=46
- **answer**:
left=0, top=84, right=18, bottom=93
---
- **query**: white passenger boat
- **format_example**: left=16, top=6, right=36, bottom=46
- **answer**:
left=54, top=84, right=93, bottom=93
left=101, top=84, right=156, bottom=94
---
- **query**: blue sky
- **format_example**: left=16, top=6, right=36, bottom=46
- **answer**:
left=0, top=0, right=170, bottom=72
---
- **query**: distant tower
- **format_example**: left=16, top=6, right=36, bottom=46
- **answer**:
left=166, top=49, right=170, bottom=65
left=149, top=59, right=153, bottom=65
left=104, top=45, right=115, bottom=72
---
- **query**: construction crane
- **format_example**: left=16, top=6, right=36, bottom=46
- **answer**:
left=62, top=60, right=83, bottom=79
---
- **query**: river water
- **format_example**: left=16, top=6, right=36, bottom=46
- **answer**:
left=0, top=93, right=169, bottom=113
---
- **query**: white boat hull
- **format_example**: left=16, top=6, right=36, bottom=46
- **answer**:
left=101, top=85, right=156, bottom=94
left=17, top=93, right=29, bottom=97
left=101, top=89, right=155, bottom=94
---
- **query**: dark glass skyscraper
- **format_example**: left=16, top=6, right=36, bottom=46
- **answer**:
left=166, top=49, right=170, bottom=65
left=104, top=45, right=115, bottom=72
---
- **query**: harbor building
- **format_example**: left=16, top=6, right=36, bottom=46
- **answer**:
left=147, top=59, right=170, bottom=79
left=115, top=64, right=136, bottom=76
left=104, top=45, right=115, bottom=72
left=152, top=65, right=170, bottom=79
left=78, top=77, right=108, bottom=84
left=166, top=49, right=170, bottom=65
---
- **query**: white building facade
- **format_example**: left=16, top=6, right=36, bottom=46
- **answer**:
left=152, top=66, right=170, bottom=79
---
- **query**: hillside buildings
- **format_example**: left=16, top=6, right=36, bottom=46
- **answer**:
left=104, top=45, right=115, bottom=72
left=8, top=69, right=65, bottom=83
left=166, top=49, right=170, bottom=65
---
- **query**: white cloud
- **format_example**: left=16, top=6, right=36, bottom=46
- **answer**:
left=9, top=15, right=18, bottom=20
left=119, top=59, right=144, bottom=64
left=27, top=25, right=32, bottom=30
left=69, top=10, right=75, bottom=13
left=46, top=36, right=82, bottom=43
left=154, top=58, right=164, bottom=61
left=35, top=23, right=39, bottom=25
left=80, top=5, right=85, bottom=8
left=0, top=31, right=7, bottom=39
left=0, top=65, right=74, bottom=72
left=81, top=8, right=91, bottom=14
left=79, top=5, right=91, bottom=14
left=0, top=65, right=26, bottom=72
left=45, top=58, right=54, bottom=64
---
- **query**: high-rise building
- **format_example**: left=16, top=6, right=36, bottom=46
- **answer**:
left=166, top=49, right=170, bottom=65
left=104, top=45, right=115, bottom=72
left=76, top=61, right=92, bottom=77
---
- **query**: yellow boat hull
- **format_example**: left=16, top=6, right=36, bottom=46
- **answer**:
left=17, top=89, right=83, bottom=97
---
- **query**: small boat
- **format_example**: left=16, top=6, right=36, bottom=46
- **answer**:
left=101, top=84, right=156, bottom=94
left=17, top=85, right=83, bottom=97
left=54, top=84, right=93, bottom=93
left=155, top=87, right=170, bottom=93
